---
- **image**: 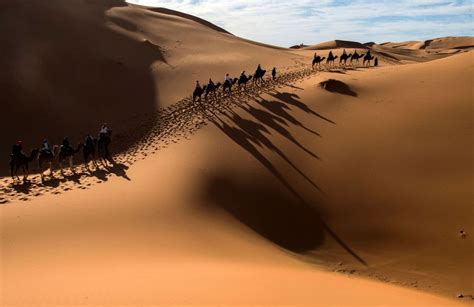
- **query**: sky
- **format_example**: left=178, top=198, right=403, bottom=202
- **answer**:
left=126, top=0, right=473, bottom=47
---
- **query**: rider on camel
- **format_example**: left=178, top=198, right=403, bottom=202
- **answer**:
left=272, top=67, right=277, bottom=80
left=61, top=137, right=74, bottom=154
left=99, top=123, right=112, bottom=158
left=208, top=78, right=215, bottom=87
left=41, top=139, right=52, bottom=155
left=85, top=134, right=94, bottom=148
left=11, top=141, right=25, bottom=159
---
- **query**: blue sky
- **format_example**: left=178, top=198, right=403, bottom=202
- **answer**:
left=126, top=0, right=473, bottom=47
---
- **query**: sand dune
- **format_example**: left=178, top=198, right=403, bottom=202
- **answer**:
left=303, top=39, right=366, bottom=50
left=1, top=1, right=473, bottom=306
left=0, top=1, right=300, bottom=175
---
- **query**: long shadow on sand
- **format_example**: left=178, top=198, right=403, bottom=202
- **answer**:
left=200, top=93, right=367, bottom=265
left=7, top=160, right=130, bottom=197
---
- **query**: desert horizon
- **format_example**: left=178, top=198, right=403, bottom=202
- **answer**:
left=0, top=1, right=473, bottom=306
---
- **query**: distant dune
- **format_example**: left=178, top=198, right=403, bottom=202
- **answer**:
left=302, top=40, right=366, bottom=50
left=381, top=36, right=474, bottom=50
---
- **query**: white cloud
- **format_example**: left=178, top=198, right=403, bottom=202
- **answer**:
left=126, top=0, right=473, bottom=47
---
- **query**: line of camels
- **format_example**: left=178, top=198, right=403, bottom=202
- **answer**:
left=9, top=134, right=112, bottom=182
left=312, top=49, right=376, bottom=69
left=193, top=49, right=376, bottom=102
left=193, top=66, right=268, bottom=102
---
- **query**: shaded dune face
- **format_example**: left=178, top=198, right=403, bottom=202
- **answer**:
left=201, top=173, right=325, bottom=252
left=0, top=0, right=160, bottom=175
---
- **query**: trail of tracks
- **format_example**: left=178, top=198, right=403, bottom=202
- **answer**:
left=0, top=63, right=334, bottom=204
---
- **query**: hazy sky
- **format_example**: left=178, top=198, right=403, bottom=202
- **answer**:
left=126, top=0, right=473, bottom=47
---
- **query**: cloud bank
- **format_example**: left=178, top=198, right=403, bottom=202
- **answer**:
left=127, top=0, right=473, bottom=47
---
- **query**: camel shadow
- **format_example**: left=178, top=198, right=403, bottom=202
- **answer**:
left=238, top=101, right=320, bottom=160
left=209, top=108, right=322, bottom=193
left=10, top=180, right=33, bottom=194
left=58, top=172, right=82, bottom=184
left=268, top=91, right=336, bottom=124
left=199, top=96, right=367, bottom=266
left=108, top=160, right=131, bottom=181
left=202, top=174, right=325, bottom=252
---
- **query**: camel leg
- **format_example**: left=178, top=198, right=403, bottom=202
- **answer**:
left=69, top=156, right=75, bottom=173
left=16, top=166, right=20, bottom=181
left=49, top=161, right=54, bottom=178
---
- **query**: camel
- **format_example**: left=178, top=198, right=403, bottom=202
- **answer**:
left=339, top=53, right=353, bottom=66
left=205, top=82, right=221, bottom=99
left=38, top=145, right=59, bottom=180
left=312, top=56, right=326, bottom=70
left=350, top=51, right=364, bottom=65
left=193, top=86, right=204, bottom=102
left=58, top=143, right=83, bottom=174
left=326, top=53, right=338, bottom=67
left=363, top=53, right=375, bottom=66
left=83, top=137, right=99, bottom=170
left=253, top=69, right=266, bottom=86
left=10, top=149, right=39, bottom=180
left=223, top=78, right=238, bottom=94
left=238, top=74, right=253, bottom=89
left=97, top=130, right=112, bottom=165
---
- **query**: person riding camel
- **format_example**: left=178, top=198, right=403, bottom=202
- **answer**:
left=256, top=64, right=263, bottom=75
left=343, top=49, right=347, bottom=55
left=195, top=80, right=201, bottom=90
left=11, top=141, right=25, bottom=159
left=271, top=67, right=277, bottom=80
left=100, top=124, right=110, bottom=137
left=208, top=78, right=215, bottom=87
left=240, top=70, right=246, bottom=79
left=61, top=137, right=74, bottom=154
left=328, top=50, right=334, bottom=59
left=85, top=134, right=94, bottom=148
left=41, top=139, right=52, bottom=156
left=224, top=73, right=231, bottom=83
left=366, top=49, right=372, bottom=58
left=98, top=123, right=112, bottom=159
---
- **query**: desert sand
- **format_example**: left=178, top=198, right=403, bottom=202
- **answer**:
left=1, top=1, right=473, bottom=306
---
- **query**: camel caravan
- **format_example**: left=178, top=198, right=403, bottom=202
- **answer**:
left=312, top=49, right=377, bottom=70
left=193, top=64, right=277, bottom=102
left=9, top=124, right=113, bottom=182
left=193, top=50, right=378, bottom=102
